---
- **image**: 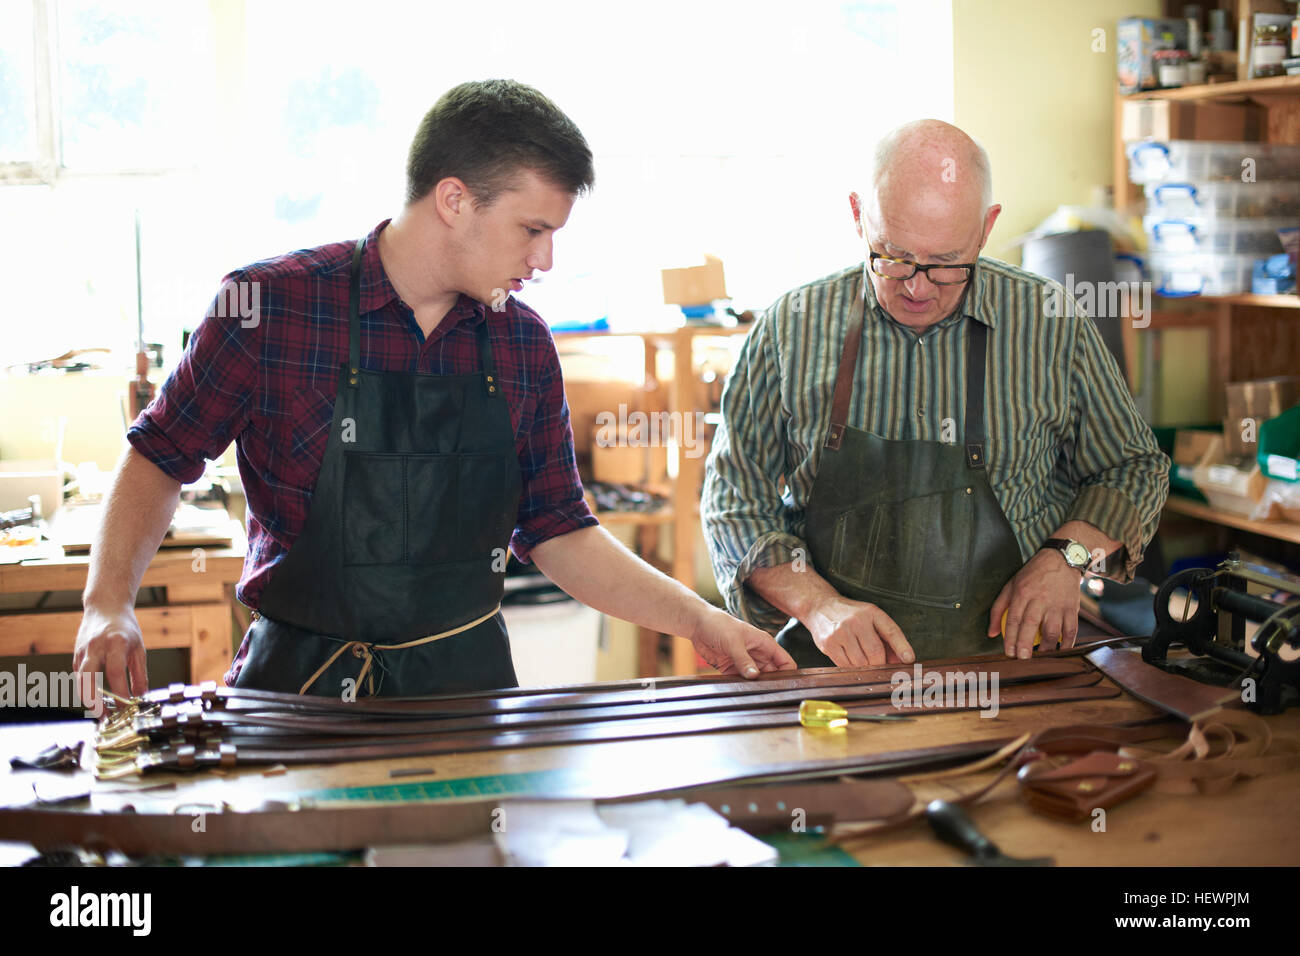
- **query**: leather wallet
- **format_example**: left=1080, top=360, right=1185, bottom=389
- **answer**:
left=1017, top=750, right=1157, bottom=822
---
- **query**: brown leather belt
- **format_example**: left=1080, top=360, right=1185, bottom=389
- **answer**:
left=95, top=673, right=1118, bottom=777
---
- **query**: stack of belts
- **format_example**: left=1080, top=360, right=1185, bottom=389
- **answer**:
left=11, top=642, right=1298, bottom=857
left=92, top=649, right=1133, bottom=779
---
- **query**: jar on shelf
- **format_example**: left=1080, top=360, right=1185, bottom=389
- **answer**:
left=1155, top=49, right=1191, bottom=87
left=1253, top=23, right=1288, bottom=77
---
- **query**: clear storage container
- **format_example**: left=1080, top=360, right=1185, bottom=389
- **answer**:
left=1147, top=251, right=1259, bottom=296
left=1127, top=140, right=1300, bottom=184
left=1143, top=216, right=1291, bottom=255
left=1144, top=180, right=1300, bottom=218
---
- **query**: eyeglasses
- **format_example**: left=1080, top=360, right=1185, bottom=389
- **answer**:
left=869, top=251, right=975, bottom=286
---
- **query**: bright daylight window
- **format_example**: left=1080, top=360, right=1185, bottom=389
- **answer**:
left=1, top=0, right=951, bottom=370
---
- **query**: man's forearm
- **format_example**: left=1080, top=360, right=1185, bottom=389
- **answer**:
left=746, top=561, right=839, bottom=623
left=83, top=448, right=182, bottom=611
left=530, top=525, right=711, bottom=639
left=1051, top=519, right=1121, bottom=573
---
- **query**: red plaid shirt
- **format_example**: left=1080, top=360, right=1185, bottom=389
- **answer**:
left=129, top=219, right=596, bottom=613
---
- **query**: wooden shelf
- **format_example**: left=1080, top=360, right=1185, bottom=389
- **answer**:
left=1151, top=293, right=1300, bottom=310
left=1122, top=74, right=1300, bottom=102
left=1163, top=495, right=1300, bottom=545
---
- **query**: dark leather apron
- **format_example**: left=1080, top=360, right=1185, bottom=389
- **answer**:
left=776, top=277, right=1024, bottom=665
left=234, top=237, right=523, bottom=697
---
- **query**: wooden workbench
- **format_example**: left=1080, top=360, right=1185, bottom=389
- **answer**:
left=2, top=677, right=1297, bottom=866
left=0, top=529, right=245, bottom=685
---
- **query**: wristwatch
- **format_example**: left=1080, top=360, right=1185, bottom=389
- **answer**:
left=1042, top=537, right=1091, bottom=574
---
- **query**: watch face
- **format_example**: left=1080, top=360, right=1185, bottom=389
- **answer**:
left=1064, top=542, right=1091, bottom=568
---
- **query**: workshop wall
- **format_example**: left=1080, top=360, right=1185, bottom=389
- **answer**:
left=952, top=0, right=1164, bottom=263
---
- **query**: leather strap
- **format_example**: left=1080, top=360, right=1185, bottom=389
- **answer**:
left=1086, top=646, right=1241, bottom=722
left=822, top=273, right=990, bottom=473
left=347, top=236, right=365, bottom=387
left=297, top=605, right=502, bottom=696
left=824, top=278, right=866, bottom=451
left=96, top=681, right=1122, bottom=777
left=130, top=657, right=1090, bottom=719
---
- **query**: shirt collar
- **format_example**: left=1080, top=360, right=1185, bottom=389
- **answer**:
left=359, top=219, right=487, bottom=326
left=860, top=257, right=997, bottom=332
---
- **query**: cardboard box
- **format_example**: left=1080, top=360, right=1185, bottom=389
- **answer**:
left=1174, top=429, right=1218, bottom=466
left=661, top=255, right=727, bottom=306
left=1120, top=99, right=1267, bottom=143
left=1117, top=18, right=1191, bottom=93
left=1224, top=376, right=1300, bottom=456
left=1192, top=435, right=1268, bottom=517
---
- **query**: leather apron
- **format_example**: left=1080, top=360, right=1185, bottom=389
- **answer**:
left=776, top=279, right=1024, bottom=665
left=234, top=237, right=523, bottom=697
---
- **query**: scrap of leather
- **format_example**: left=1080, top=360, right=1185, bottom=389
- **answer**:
left=1085, top=646, right=1240, bottom=722
left=1017, top=750, right=1158, bottom=821
left=1117, top=707, right=1300, bottom=795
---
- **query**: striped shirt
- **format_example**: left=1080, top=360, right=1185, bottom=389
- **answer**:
left=701, top=258, right=1170, bottom=633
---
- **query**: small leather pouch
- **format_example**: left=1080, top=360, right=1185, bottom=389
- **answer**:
left=1017, top=750, right=1156, bottom=822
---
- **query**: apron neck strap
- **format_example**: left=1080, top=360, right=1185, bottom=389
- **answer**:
left=347, top=234, right=501, bottom=398
left=347, top=236, right=366, bottom=388
left=476, top=319, right=500, bottom=397
left=824, top=279, right=866, bottom=451
left=823, top=276, right=989, bottom=471
left=963, top=320, right=987, bottom=470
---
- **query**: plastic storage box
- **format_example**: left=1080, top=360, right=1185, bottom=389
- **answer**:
left=1144, top=216, right=1291, bottom=255
left=1147, top=251, right=1259, bottom=296
left=1144, top=180, right=1300, bottom=219
left=1127, top=141, right=1300, bottom=184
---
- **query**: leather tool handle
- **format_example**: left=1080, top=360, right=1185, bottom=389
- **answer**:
left=925, top=799, right=997, bottom=861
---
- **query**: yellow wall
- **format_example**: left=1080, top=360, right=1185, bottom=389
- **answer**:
left=952, top=0, right=1163, bottom=263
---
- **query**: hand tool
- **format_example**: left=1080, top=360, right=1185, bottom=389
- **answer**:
left=924, top=799, right=1054, bottom=866
left=798, top=699, right=914, bottom=728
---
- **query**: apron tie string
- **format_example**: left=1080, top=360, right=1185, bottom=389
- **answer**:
left=298, top=605, right=502, bottom=697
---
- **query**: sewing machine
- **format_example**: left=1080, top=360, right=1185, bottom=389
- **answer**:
left=1145, top=554, right=1300, bottom=715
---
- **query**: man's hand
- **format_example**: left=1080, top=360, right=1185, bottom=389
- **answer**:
left=687, top=606, right=796, bottom=678
left=988, top=549, right=1082, bottom=659
left=805, top=595, right=914, bottom=667
left=74, top=605, right=148, bottom=706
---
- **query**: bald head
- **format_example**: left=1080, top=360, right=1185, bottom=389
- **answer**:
left=849, top=119, right=1001, bottom=332
left=869, top=119, right=992, bottom=222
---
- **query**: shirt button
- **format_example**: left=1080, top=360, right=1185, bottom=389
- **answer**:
left=917, top=409, right=925, bottom=418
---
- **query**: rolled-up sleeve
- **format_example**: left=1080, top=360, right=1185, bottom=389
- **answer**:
left=509, top=331, right=597, bottom=563
left=1062, top=312, right=1170, bottom=581
left=127, top=273, right=262, bottom=483
left=702, top=302, right=808, bottom=632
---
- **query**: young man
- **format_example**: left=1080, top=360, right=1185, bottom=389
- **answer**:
left=75, top=79, right=793, bottom=699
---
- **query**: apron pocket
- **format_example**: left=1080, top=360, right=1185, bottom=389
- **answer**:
left=458, top=454, right=511, bottom=557
left=828, top=487, right=974, bottom=607
left=406, top=456, right=461, bottom=564
left=344, top=453, right=459, bottom=566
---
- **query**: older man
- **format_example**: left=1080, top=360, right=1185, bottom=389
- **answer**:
left=703, top=119, right=1169, bottom=668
